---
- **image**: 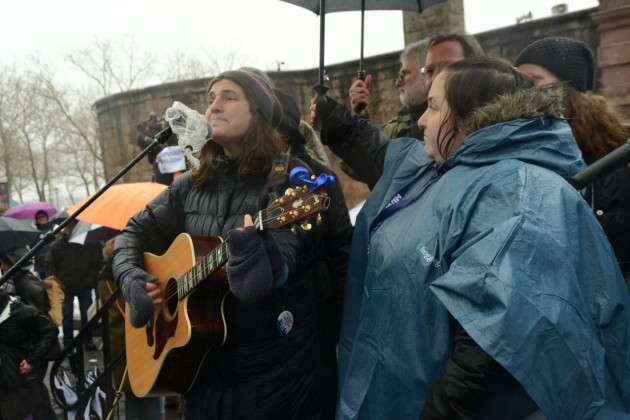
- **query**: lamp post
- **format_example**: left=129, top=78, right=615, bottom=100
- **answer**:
left=53, top=187, right=59, bottom=209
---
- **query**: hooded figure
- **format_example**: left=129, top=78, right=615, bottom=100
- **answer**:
left=515, top=36, right=630, bottom=291
left=0, top=247, right=49, bottom=313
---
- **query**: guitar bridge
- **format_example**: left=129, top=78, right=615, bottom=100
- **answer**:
left=145, top=317, right=154, bottom=347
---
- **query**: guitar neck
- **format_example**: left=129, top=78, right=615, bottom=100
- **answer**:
left=175, top=212, right=265, bottom=299
left=174, top=185, right=329, bottom=300
left=177, top=241, right=228, bottom=299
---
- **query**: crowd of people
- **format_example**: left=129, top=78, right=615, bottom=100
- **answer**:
left=1, top=31, right=629, bottom=420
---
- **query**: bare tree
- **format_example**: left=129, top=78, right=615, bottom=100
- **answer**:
left=64, top=36, right=160, bottom=97
left=1, top=36, right=245, bottom=206
left=159, top=43, right=242, bottom=82
left=0, top=64, right=59, bottom=202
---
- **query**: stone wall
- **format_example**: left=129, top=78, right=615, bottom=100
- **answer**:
left=94, top=3, right=628, bottom=211
left=592, top=0, right=630, bottom=115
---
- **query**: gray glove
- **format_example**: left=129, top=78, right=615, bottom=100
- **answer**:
left=120, top=268, right=158, bottom=327
left=226, top=227, right=272, bottom=304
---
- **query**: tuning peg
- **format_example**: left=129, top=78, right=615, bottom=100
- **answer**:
left=300, top=220, right=312, bottom=231
left=316, top=213, right=322, bottom=226
left=290, top=225, right=297, bottom=235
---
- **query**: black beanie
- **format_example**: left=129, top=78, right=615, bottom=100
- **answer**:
left=515, top=37, right=596, bottom=92
left=273, top=89, right=307, bottom=146
left=273, top=89, right=301, bottom=132
left=209, top=70, right=283, bottom=127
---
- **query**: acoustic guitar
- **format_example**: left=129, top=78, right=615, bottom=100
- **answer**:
left=124, top=184, right=330, bottom=397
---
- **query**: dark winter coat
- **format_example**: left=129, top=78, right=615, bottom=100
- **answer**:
left=0, top=295, right=58, bottom=420
left=45, top=234, right=103, bottom=294
left=317, top=97, right=390, bottom=190
left=289, top=140, right=353, bottom=306
left=339, top=102, right=427, bottom=185
left=11, top=269, right=50, bottom=314
left=112, top=158, right=322, bottom=419
left=584, top=164, right=630, bottom=288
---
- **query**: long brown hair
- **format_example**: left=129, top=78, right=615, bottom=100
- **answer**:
left=190, top=94, right=284, bottom=187
left=562, top=88, right=629, bottom=164
left=436, top=57, right=533, bottom=160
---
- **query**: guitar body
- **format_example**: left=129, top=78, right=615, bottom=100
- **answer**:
left=125, top=233, right=229, bottom=397
left=123, top=183, right=331, bottom=397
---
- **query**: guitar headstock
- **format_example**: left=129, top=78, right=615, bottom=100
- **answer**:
left=256, top=184, right=330, bottom=231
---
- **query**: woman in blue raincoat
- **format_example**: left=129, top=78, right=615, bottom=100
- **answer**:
left=313, top=57, right=630, bottom=419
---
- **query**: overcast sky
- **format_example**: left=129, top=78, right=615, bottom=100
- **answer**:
left=4, top=0, right=599, bottom=76
left=2, top=0, right=598, bottom=204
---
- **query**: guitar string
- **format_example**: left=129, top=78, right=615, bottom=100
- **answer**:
left=158, top=194, right=324, bottom=302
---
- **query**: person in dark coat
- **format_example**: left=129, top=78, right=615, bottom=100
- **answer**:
left=0, top=247, right=49, bottom=313
left=45, top=220, right=103, bottom=349
left=0, top=288, right=58, bottom=420
left=1, top=246, right=59, bottom=420
left=136, top=111, right=162, bottom=150
left=113, top=70, right=323, bottom=419
left=515, top=36, right=630, bottom=289
left=33, top=209, right=53, bottom=279
left=274, top=87, right=353, bottom=419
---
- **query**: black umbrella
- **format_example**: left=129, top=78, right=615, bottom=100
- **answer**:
left=51, top=208, right=70, bottom=225
left=281, top=0, right=444, bottom=77
left=0, top=216, right=40, bottom=254
left=279, top=0, right=445, bottom=126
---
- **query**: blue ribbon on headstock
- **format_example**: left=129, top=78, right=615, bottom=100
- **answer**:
left=289, top=167, right=335, bottom=193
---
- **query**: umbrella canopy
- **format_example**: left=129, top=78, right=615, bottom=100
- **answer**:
left=0, top=216, right=41, bottom=254
left=51, top=208, right=71, bottom=225
left=280, top=0, right=445, bottom=77
left=281, top=0, right=442, bottom=14
left=67, top=182, right=167, bottom=230
left=4, top=201, right=57, bottom=221
left=68, top=221, right=119, bottom=245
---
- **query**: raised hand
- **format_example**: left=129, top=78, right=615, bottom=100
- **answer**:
left=349, top=74, right=372, bottom=114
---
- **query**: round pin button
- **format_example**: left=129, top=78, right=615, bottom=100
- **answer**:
left=277, top=310, right=294, bottom=335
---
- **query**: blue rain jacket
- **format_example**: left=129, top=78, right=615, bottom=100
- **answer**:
left=337, top=113, right=630, bottom=419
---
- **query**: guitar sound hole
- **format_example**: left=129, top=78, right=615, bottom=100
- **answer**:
left=165, top=278, right=178, bottom=317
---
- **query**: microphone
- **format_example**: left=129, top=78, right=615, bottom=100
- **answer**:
left=571, top=139, right=630, bottom=189
left=164, top=101, right=213, bottom=169
left=165, top=101, right=213, bottom=151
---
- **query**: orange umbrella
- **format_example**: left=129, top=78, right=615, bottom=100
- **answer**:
left=68, top=182, right=167, bottom=230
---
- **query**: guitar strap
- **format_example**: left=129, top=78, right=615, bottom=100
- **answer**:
left=267, top=153, right=291, bottom=200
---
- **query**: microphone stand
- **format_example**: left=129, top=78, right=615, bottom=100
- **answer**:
left=0, top=126, right=174, bottom=287
left=571, top=139, right=630, bottom=189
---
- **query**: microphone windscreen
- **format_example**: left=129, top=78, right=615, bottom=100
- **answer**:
left=165, top=101, right=212, bottom=154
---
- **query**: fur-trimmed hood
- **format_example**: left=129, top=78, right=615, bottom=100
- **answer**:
left=458, top=86, right=565, bottom=136
left=446, top=86, right=585, bottom=181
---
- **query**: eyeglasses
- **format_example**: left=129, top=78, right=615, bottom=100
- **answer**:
left=398, top=70, right=424, bottom=83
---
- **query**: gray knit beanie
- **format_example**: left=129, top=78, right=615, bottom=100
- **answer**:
left=515, top=37, right=596, bottom=92
left=209, top=70, right=283, bottom=127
